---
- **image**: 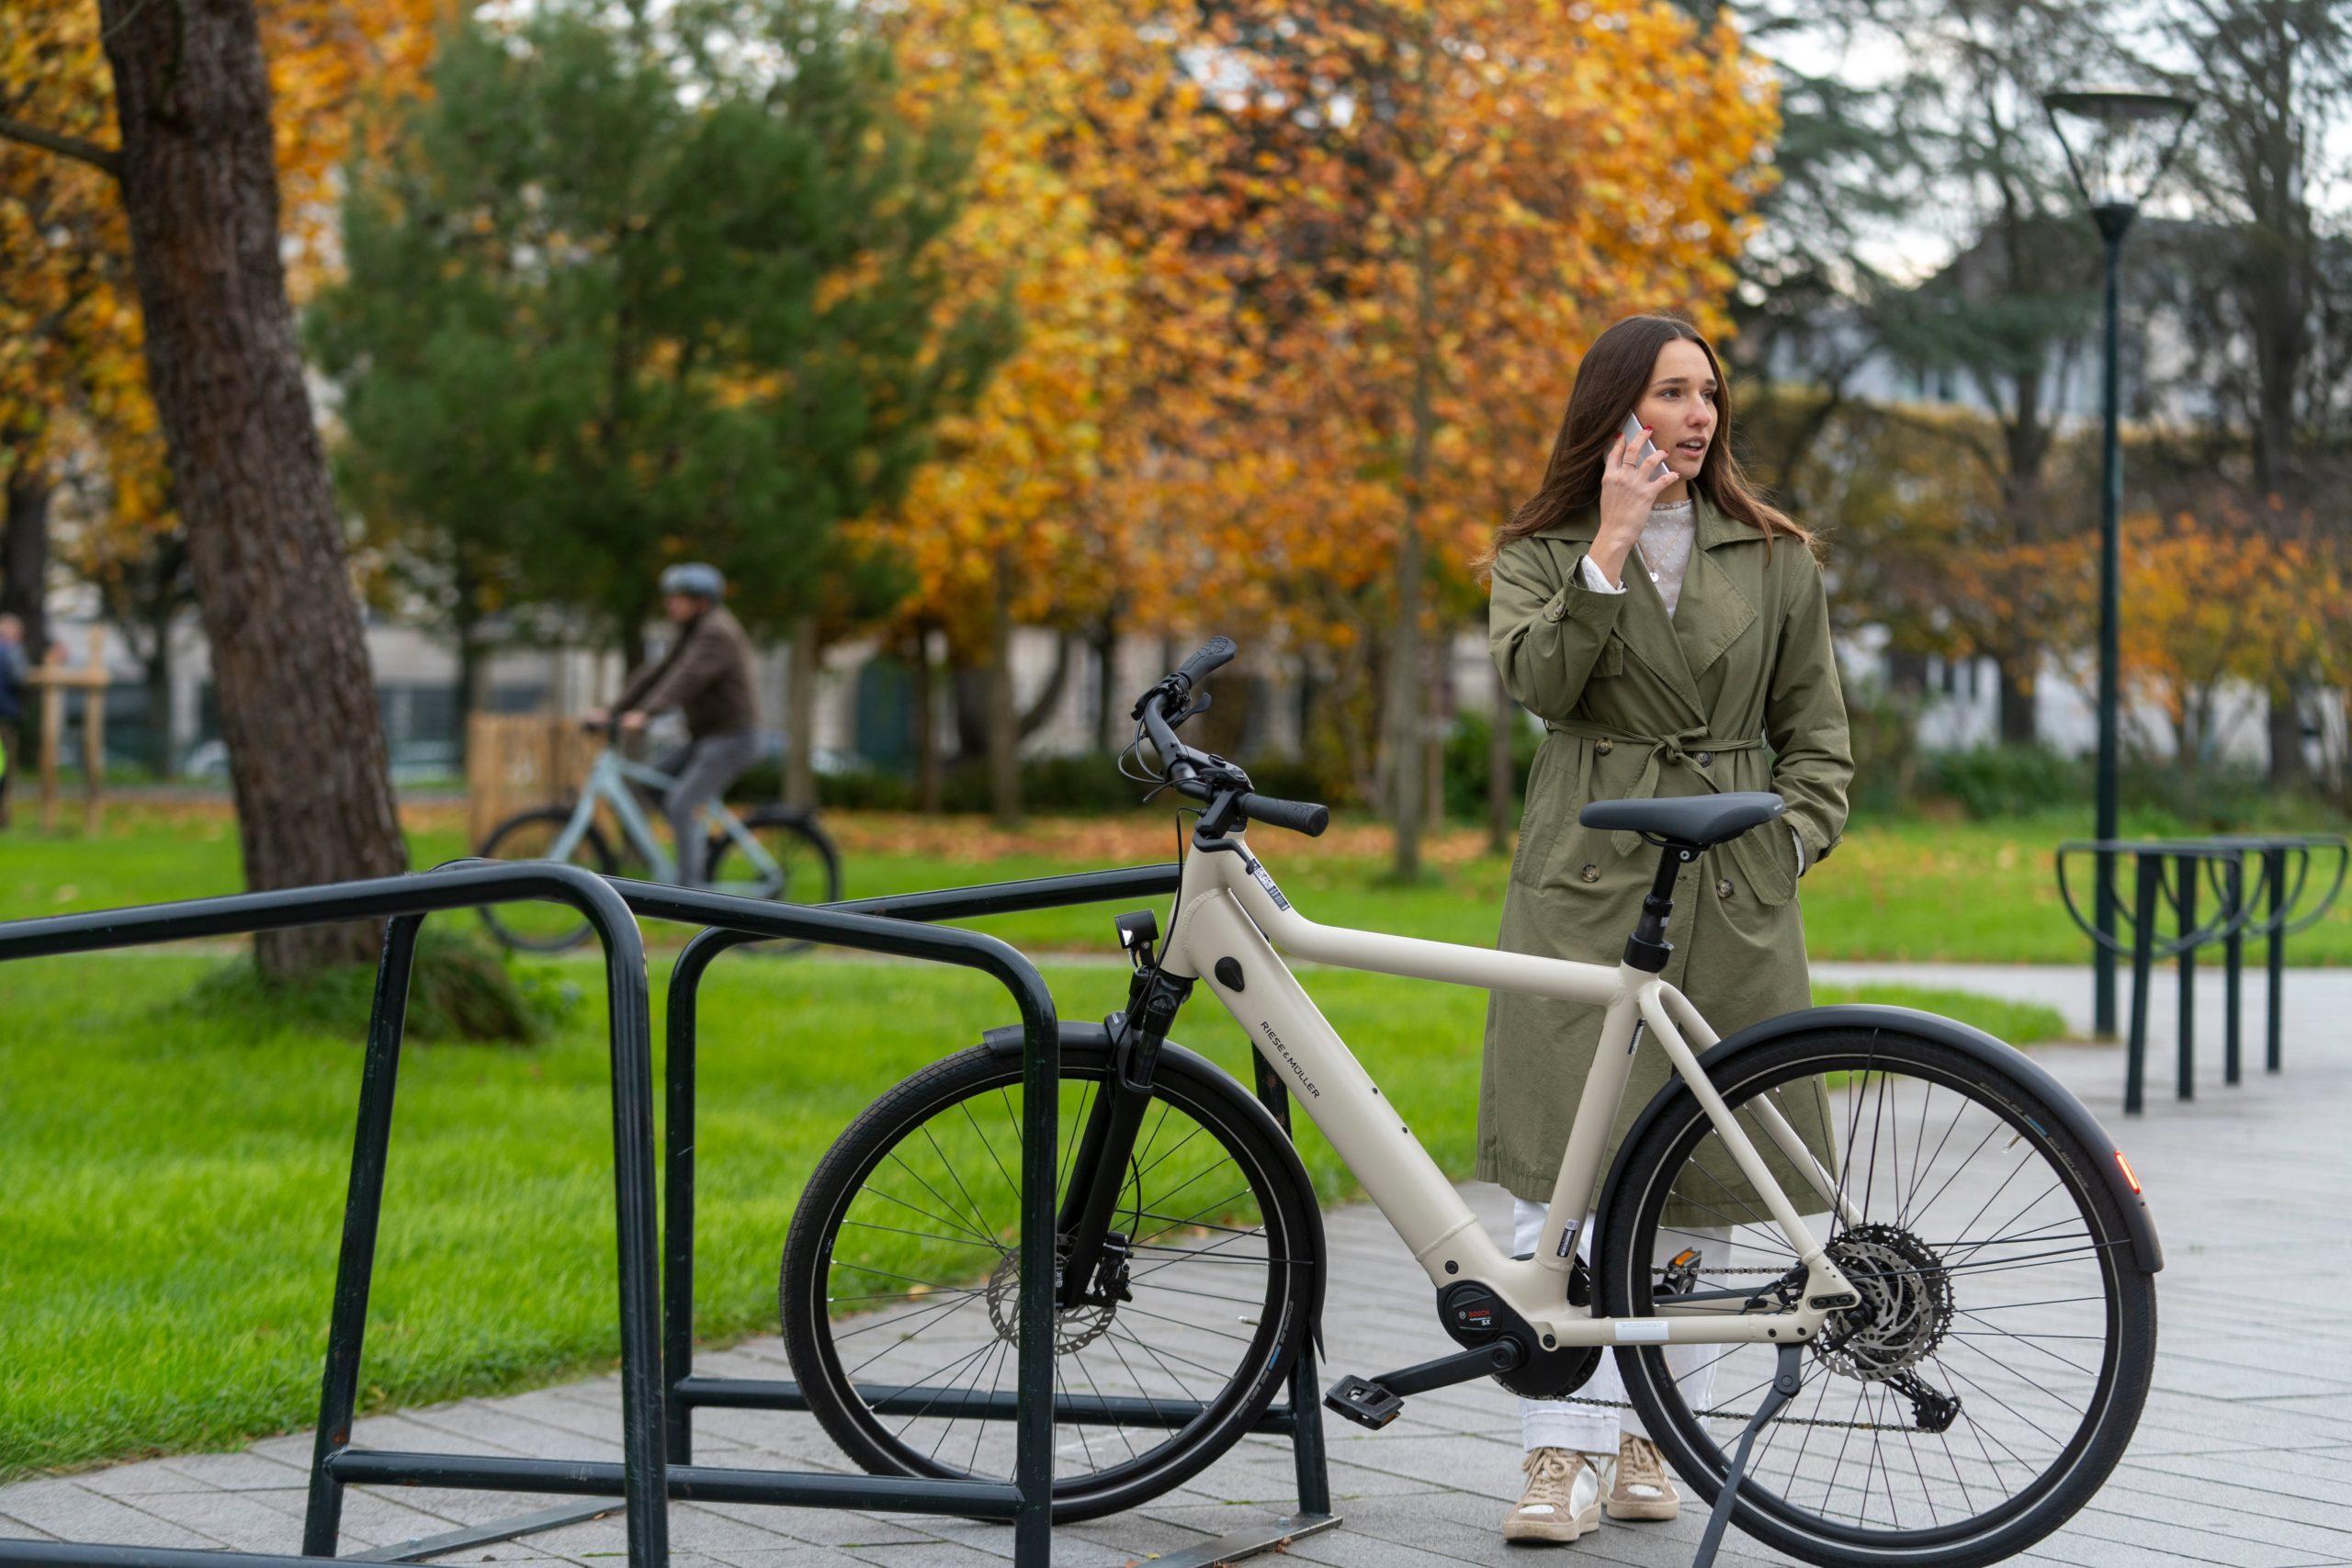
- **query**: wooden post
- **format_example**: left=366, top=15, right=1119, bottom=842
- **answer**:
left=37, top=652, right=63, bottom=833
left=28, top=627, right=113, bottom=834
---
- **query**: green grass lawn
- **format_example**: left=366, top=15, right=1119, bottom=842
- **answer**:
left=0, top=945, right=2063, bottom=1481
left=4, top=802, right=2346, bottom=964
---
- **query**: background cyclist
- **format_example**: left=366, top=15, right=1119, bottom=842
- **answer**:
left=584, top=563, right=762, bottom=888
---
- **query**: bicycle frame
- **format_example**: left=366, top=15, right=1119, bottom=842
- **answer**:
left=1156, top=833, right=1861, bottom=1350
left=548, top=747, right=782, bottom=891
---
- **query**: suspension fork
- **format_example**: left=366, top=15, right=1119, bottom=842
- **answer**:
left=1054, top=960, right=1195, bottom=1310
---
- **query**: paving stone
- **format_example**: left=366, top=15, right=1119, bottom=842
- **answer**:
left=0, top=1482, right=225, bottom=1550
left=114, top=1489, right=308, bottom=1552
left=72, top=1461, right=215, bottom=1498
left=155, top=1451, right=311, bottom=1492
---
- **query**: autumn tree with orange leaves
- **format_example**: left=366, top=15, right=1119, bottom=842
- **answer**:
left=1, top=0, right=441, bottom=974
left=840, top=0, right=1242, bottom=824
left=1167, top=0, right=1780, bottom=875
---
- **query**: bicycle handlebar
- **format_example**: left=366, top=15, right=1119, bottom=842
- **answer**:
left=1239, top=792, right=1329, bottom=838
left=1171, top=635, right=1237, bottom=694
left=1136, top=639, right=1328, bottom=839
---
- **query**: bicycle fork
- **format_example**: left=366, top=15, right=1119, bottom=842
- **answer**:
left=1054, top=923, right=1195, bottom=1312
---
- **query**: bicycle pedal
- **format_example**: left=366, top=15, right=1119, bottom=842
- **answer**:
left=1324, top=1375, right=1405, bottom=1430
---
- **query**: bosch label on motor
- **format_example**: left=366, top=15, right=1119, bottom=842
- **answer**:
left=1250, top=863, right=1292, bottom=911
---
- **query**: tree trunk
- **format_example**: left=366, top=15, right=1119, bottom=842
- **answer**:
left=97, top=0, right=406, bottom=976
left=986, top=561, right=1021, bottom=827
left=2268, top=679, right=2312, bottom=793
left=1487, top=657, right=1514, bottom=857
left=1424, top=646, right=1446, bottom=835
left=1885, top=649, right=1929, bottom=702
left=1996, top=655, right=2038, bottom=748
left=910, top=625, right=942, bottom=814
left=1016, top=629, right=1074, bottom=741
left=144, top=614, right=175, bottom=778
left=1091, top=606, right=1124, bottom=753
left=452, top=624, right=484, bottom=771
left=786, top=616, right=819, bottom=809
left=1385, top=209, right=1438, bottom=883
left=2, top=462, right=52, bottom=660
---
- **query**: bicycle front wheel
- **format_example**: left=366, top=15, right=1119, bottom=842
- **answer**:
left=474, top=807, right=615, bottom=953
left=1597, top=1024, right=2156, bottom=1568
left=779, top=1032, right=1318, bottom=1522
left=705, top=807, right=842, bottom=954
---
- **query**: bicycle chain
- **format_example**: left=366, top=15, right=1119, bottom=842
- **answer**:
left=1532, top=1265, right=1929, bottom=1434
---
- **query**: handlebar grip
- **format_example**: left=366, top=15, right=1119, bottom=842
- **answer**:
left=1172, top=635, right=1238, bottom=692
left=1240, top=793, right=1329, bottom=838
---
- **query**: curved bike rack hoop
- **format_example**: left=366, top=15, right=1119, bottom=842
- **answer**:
left=2055, top=834, right=2349, bottom=1111
left=0, top=860, right=1064, bottom=1568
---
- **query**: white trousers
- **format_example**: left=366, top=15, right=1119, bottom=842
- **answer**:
left=1513, top=1196, right=1730, bottom=1456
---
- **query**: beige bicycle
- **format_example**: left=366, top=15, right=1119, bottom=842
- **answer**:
left=779, top=637, right=2160, bottom=1568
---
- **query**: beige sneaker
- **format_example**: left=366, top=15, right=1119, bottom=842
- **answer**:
left=1503, top=1446, right=1600, bottom=1543
left=1606, top=1433, right=1681, bottom=1521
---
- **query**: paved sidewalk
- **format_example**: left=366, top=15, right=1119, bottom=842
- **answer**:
left=5, top=965, right=2349, bottom=1567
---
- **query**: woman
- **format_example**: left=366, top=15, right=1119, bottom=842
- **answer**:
left=1480, top=315, right=1852, bottom=1545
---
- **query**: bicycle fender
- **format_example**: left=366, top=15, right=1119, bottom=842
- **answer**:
left=978, top=1021, right=1331, bottom=1348
left=1598, top=1004, right=2163, bottom=1274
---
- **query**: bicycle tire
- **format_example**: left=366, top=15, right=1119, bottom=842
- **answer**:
left=474, top=807, right=616, bottom=953
left=705, top=807, right=842, bottom=955
left=779, top=1030, right=1319, bottom=1523
left=1596, top=1024, right=2157, bottom=1568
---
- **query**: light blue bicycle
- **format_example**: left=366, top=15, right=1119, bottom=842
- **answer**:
left=475, top=725, right=842, bottom=953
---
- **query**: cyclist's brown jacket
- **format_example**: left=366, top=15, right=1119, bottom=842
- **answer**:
left=1481, top=496, right=1853, bottom=1225
left=616, top=606, right=758, bottom=739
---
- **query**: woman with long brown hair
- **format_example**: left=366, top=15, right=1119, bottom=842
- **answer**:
left=1482, top=315, right=1852, bottom=1545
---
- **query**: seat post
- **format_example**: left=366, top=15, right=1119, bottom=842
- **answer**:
left=1624, top=842, right=1696, bottom=973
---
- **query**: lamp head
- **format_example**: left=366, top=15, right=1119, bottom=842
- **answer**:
left=2042, top=88, right=2197, bottom=225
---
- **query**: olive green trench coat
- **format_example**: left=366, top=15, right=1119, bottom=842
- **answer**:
left=1479, top=498, right=1854, bottom=1224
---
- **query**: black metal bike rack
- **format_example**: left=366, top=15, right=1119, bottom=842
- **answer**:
left=652, top=863, right=1337, bottom=1568
left=0, top=862, right=1063, bottom=1568
left=2057, top=834, right=2347, bottom=1113
left=0, top=857, right=1341, bottom=1568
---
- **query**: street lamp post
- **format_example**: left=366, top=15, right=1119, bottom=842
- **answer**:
left=2042, top=87, right=2195, bottom=1038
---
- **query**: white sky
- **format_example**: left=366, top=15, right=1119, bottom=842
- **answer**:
left=1759, top=15, right=2351, bottom=286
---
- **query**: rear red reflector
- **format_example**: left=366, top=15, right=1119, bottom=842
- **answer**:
left=2114, top=1150, right=2142, bottom=1194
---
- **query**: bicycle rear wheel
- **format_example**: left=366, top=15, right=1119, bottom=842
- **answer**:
left=1597, top=1024, right=2156, bottom=1568
left=779, top=1031, right=1318, bottom=1522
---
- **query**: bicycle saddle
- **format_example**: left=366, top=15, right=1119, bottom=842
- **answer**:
left=1579, top=791, right=1785, bottom=848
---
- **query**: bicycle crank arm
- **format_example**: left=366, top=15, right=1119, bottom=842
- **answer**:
left=1324, top=1341, right=1524, bottom=1430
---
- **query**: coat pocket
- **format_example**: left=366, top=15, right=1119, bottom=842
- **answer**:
left=1509, top=743, right=1566, bottom=889
left=1724, top=821, right=1800, bottom=908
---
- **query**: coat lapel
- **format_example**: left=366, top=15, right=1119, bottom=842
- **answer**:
left=1531, top=510, right=1705, bottom=723
left=1672, top=497, right=1759, bottom=698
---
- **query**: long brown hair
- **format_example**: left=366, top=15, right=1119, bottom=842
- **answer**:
left=1478, top=315, right=1808, bottom=575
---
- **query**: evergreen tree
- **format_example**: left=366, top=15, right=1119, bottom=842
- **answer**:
left=311, top=0, right=1015, bottom=683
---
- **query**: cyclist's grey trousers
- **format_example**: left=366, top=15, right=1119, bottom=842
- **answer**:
left=654, top=731, right=763, bottom=887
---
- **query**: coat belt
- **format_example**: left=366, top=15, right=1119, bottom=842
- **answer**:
left=1544, top=719, right=1766, bottom=856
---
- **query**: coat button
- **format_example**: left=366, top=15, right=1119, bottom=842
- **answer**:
left=1580, top=864, right=1600, bottom=884
left=1716, top=877, right=1736, bottom=897
left=1595, top=738, right=1613, bottom=755
left=1544, top=597, right=1567, bottom=622
left=1695, top=750, right=1713, bottom=766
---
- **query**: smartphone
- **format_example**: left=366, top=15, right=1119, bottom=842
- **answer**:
left=1621, top=412, right=1664, bottom=468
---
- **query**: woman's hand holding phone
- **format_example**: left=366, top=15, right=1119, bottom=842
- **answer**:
left=1590, top=415, right=1676, bottom=588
